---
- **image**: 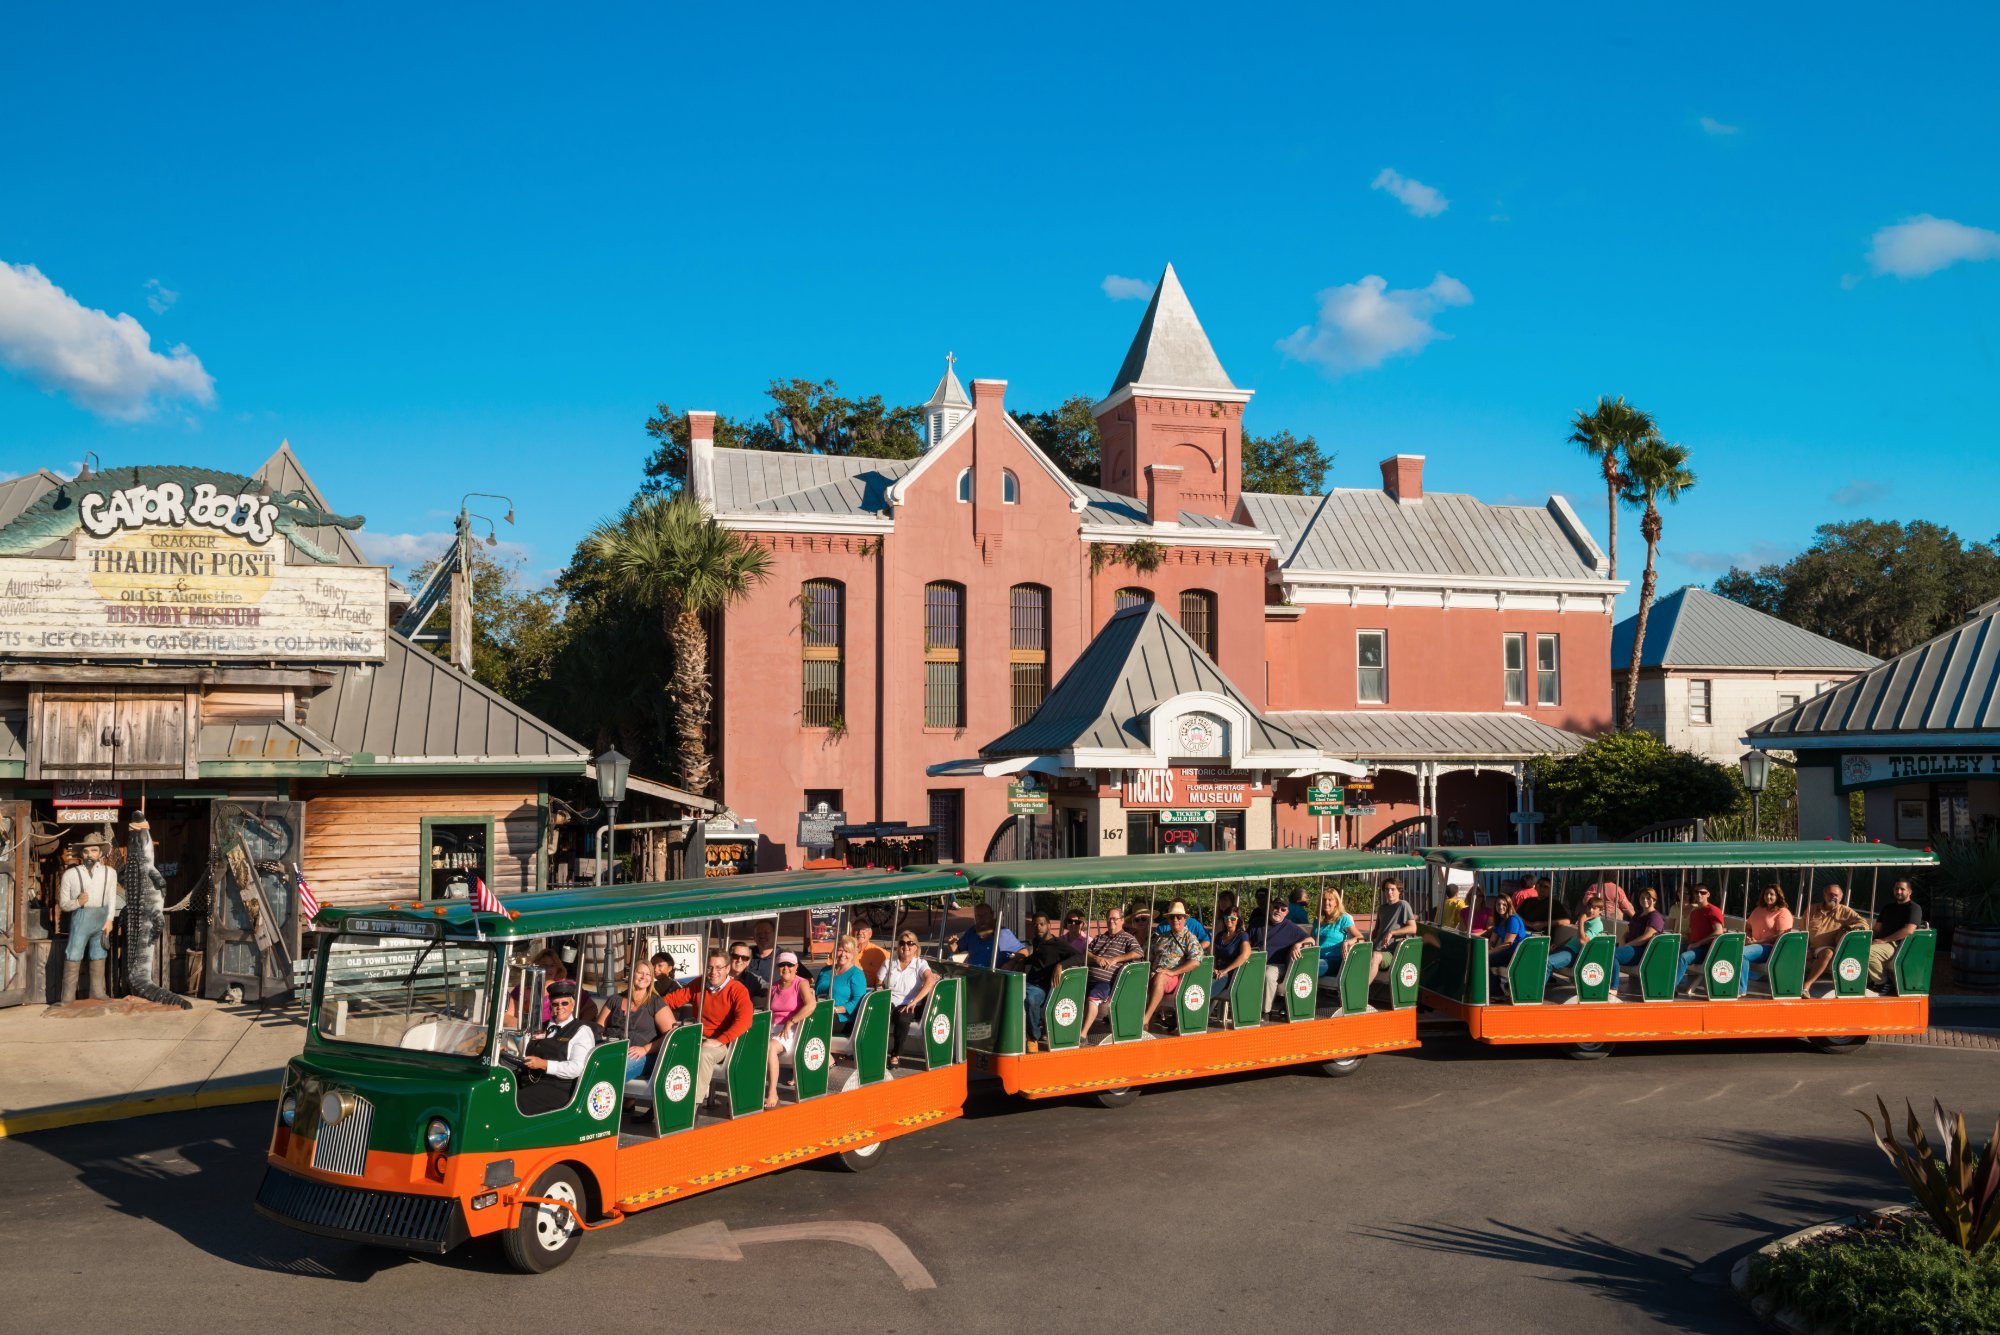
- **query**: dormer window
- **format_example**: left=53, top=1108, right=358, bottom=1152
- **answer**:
left=956, top=468, right=972, bottom=503
left=1002, top=469, right=1019, bottom=504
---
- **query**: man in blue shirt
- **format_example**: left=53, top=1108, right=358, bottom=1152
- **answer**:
left=1249, top=897, right=1312, bottom=1016
left=953, top=902, right=1023, bottom=969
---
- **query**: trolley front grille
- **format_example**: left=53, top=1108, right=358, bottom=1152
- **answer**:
left=309, top=1095, right=374, bottom=1176
left=255, top=1167, right=460, bottom=1252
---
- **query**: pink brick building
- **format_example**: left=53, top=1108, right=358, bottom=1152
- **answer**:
left=691, top=266, right=1623, bottom=866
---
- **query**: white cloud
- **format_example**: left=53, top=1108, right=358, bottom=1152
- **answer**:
left=357, top=529, right=530, bottom=572
left=1276, top=273, right=1473, bottom=374
left=1698, top=116, right=1739, bottom=136
left=1867, top=215, right=2000, bottom=279
left=1679, top=540, right=1795, bottom=573
left=1101, top=274, right=1153, bottom=300
left=1831, top=479, right=1890, bottom=507
left=0, top=262, right=215, bottom=420
left=144, top=278, right=178, bottom=314
left=1370, top=168, right=1448, bottom=218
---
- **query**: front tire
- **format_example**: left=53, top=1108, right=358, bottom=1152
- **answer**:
left=502, top=1164, right=585, bottom=1274
left=836, top=1138, right=887, bottom=1172
left=1563, top=1041, right=1615, bottom=1061
left=1318, top=1055, right=1364, bottom=1078
left=1093, top=1086, right=1140, bottom=1109
left=1809, top=1034, right=1869, bottom=1054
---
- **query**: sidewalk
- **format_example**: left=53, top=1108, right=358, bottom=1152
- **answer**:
left=0, top=996, right=304, bottom=1138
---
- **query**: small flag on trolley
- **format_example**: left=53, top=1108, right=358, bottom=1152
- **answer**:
left=294, top=866, right=321, bottom=928
left=472, top=874, right=503, bottom=916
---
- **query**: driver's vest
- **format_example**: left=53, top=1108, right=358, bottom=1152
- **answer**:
left=527, top=1016, right=585, bottom=1064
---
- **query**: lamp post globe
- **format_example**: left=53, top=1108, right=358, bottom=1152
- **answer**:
left=597, top=749, right=630, bottom=884
left=1739, top=752, right=1771, bottom=841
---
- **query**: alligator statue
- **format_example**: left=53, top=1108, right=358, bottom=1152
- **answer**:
left=0, top=464, right=364, bottom=563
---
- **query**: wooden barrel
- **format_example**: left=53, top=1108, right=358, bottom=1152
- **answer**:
left=1949, top=924, right=2000, bottom=992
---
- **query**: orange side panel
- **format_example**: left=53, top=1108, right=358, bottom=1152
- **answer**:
left=1423, top=992, right=1929, bottom=1045
left=976, top=1008, right=1419, bottom=1099
left=610, top=1063, right=968, bottom=1213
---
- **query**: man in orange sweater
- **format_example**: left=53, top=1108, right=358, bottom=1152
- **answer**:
left=661, top=949, right=754, bottom=1106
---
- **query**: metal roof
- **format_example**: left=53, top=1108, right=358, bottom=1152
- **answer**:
left=311, top=867, right=967, bottom=940
left=923, top=363, right=971, bottom=409
left=708, top=447, right=912, bottom=518
left=302, top=630, right=589, bottom=769
left=1243, top=488, right=1606, bottom=581
left=918, top=848, right=1425, bottom=893
left=1748, top=603, right=2000, bottom=744
left=253, top=441, right=368, bottom=566
left=0, top=470, right=64, bottom=537
left=1076, top=484, right=1263, bottom=533
left=1271, top=710, right=1591, bottom=761
left=981, top=602, right=1318, bottom=758
left=1613, top=586, right=1879, bottom=672
left=197, top=718, right=342, bottom=770
left=1422, top=840, right=1937, bottom=873
left=1105, top=264, right=1240, bottom=397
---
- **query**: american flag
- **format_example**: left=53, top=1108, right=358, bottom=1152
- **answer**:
left=295, top=867, right=321, bottom=926
left=472, top=874, right=502, bottom=915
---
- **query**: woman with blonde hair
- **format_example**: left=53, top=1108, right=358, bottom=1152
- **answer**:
left=1313, top=886, right=1358, bottom=977
left=814, top=934, right=868, bottom=1034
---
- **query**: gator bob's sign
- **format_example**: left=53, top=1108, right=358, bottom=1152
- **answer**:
left=0, top=467, right=387, bottom=662
left=1839, top=752, right=2000, bottom=791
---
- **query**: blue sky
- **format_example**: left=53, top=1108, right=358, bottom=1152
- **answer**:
left=3, top=2, right=1996, bottom=611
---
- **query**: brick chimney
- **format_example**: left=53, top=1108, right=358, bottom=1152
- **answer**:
left=687, top=410, right=717, bottom=502
left=971, top=378, right=1007, bottom=412
left=1380, top=453, right=1425, bottom=502
left=1145, top=463, right=1184, bottom=526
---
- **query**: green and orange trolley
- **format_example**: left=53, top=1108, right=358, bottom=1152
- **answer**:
left=257, top=869, right=969, bottom=1272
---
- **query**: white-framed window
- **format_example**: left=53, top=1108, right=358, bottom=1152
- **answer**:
left=1001, top=469, right=1019, bottom=504
left=1502, top=633, right=1526, bottom=706
left=956, top=468, right=972, bottom=503
left=1358, top=630, right=1387, bottom=704
left=1778, top=692, right=1801, bottom=713
left=1536, top=634, right=1560, bottom=706
left=1689, top=678, right=1713, bottom=725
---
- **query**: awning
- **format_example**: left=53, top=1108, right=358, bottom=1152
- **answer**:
left=585, top=763, right=723, bottom=815
left=1270, top=710, right=1590, bottom=762
left=1420, top=840, right=1937, bottom=873
left=911, top=847, right=1425, bottom=892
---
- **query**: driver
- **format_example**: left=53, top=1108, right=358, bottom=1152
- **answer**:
left=518, top=980, right=597, bottom=1115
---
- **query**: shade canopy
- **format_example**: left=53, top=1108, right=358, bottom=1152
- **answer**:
left=1420, top=840, right=1937, bottom=874
left=917, top=848, right=1424, bottom=894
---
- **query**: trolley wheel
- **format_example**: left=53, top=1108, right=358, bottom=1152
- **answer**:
left=1563, top=1041, right=1615, bottom=1061
left=1092, top=1086, right=1140, bottom=1109
left=1808, top=1034, right=1869, bottom=1054
left=835, top=1137, right=888, bottom=1172
left=1318, top=1055, right=1365, bottom=1078
left=502, top=1164, right=585, bottom=1274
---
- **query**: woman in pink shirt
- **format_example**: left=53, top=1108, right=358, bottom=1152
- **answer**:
left=764, top=952, right=818, bottom=1109
left=1743, top=884, right=1794, bottom=974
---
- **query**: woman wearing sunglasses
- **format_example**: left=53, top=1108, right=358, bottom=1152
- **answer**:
left=884, top=932, right=939, bottom=1067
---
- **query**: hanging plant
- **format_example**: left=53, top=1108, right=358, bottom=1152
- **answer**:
left=1124, top=538, right=1166, bottom=573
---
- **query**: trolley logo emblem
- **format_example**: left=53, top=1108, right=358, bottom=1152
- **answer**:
left=1711, top=959, right=1735, bottom=986
left=1183, top=985, right=1206, bottom=1011
left=1291, top=972, right=1313, bottom=1000
left=1838, top=956, right=1863, bottom=983
left=1398, top=962, right=1419, bottom=989
left=1052, top=998, right=1079, bottom=1029
left=802, top=1038, right=826, bottom=1071
left=929, top=1013, right=952, bottom=1046
left=1580, top=962, right=1606, bottom=988
left=662, top=1064, right=693, bottom=1103
left=586, top=1080, right=617, bottom=1121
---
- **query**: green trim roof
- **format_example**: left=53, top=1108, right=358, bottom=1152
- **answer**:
left=311, top=868, right=968, bottom=940
left=1420, top=840, right=1937, bottom=873
left=918, top=849, right=1425, bottom=893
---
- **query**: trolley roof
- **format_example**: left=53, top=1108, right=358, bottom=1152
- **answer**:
left=310, top=867, right=970, bottom=941
left=1419, top=840, right=1938, bottom=874
left=919, top=848, right=1425, bottom=893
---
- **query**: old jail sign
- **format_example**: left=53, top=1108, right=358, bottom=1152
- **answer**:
left=1839, top=752, right=2000, bottom=791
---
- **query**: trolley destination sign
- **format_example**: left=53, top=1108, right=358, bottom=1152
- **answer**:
left=1838, top=751, right=2000, bottom=790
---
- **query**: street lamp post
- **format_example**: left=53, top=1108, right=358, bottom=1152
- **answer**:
left=1740, top=751, right=1771, bottom=841
left=597, top=748, right=630, bottom=885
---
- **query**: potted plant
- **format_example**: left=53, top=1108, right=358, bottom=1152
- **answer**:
left=1934, top=831, right=2000, bottom=991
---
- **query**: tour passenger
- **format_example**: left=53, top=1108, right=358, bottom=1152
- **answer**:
left=885, top=931, right=939, bottom=1065
left=952, top=902, right=1024, bottom=969
left=728, top=940, right=767, bottom=1003
left=1287, top=886, right=1312, bottom=925
left=650, top=951, right=684, bottom=994
left=1313, top=887, right=1358, bottom=978
left=1061, top=911, right=1091, bottom=956
left=764, top=953, right=817, bottom=1108
left=1248, top=897, right=1312, bottom=1016
left=519, top=980, right=598, bottom=1116
left=852, top=922, right=889, bottom=987
left=814, top=936, right=868, bottom=1033
left=1673, top=884, right=1728, bottom=991
left=1141, top=900, right=1204, bottom=1031
left=600, top=959, right=673, bottom=1081
left=1510, top=877, right=1540, bottom=905
left=1369, top=879, right=1418, bottom=982
left=1014, top=912, right=1083, bottom=1046
left=1438, top=877, right=1471, bottom=931
left=1588, top=879, right=1637, bottom=921
left=659, top=950, right=754, bottom=1107
left=743, top=921, right=778, bottom=996
left=1868, top=880, right=1926, bottom=987
left=1613, top=887, right=1667, bottom=981
left=1485, top=894, right=1528, bottom=966
left=1801, top=883, right=1868, bottom=992
left=1211, top=908, right=1252, bottom=999
left=1546, top=894, right=1605, bottom=978
left=1743, top=884, right=1793, bottom=975
left=1081, top=905, right=1144, bottom=1037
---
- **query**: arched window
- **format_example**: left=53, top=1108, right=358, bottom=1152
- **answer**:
left=924, top=581, right=965, bottom=728
left=956, top=468, right=972, bottom=503
left=1178, top=589, right=1217, bottom=659
left=801, top=579, right=844, bottom=727
left=1009, top=583, right=1050, bottom=725
left=1114, top=587, right=1153, bottom=613
left=1001, top=469, right=1019, bottom=504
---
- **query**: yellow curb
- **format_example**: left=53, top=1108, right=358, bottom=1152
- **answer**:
left=0, top=1082, right=279, bottom=1139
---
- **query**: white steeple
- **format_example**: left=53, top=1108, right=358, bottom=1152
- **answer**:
left=922, top=352, right=973, bottom=449
left=1103, top=263, right=1244, bottom=400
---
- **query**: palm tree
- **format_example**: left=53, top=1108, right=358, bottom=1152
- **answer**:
left=585, top=494, right=772, bottom=795
left=1568, top=396, right=1657, bottom=583
left=1619, top=436, right=1697, bottom=730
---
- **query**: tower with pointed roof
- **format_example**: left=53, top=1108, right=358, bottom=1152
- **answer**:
left=1092, top=264, right=1254, bottom=520
left=922, top=353, right=972, bottom=449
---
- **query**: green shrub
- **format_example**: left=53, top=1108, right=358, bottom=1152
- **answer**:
left=1748, top=1216, right=2000, bottom=1335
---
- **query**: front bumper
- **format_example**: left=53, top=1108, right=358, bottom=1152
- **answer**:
left=255, top=1165, right=470, bottom=1254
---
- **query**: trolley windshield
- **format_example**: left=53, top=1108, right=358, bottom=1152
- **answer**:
left=314, top=930, right=498, bottom=1058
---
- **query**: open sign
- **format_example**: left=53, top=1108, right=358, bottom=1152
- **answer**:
left=1162, top=828, right=1202, bottom=847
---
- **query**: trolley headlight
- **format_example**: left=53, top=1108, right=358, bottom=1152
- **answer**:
left=279, top=1094, right=298, bottom=1128
left=424, top=1117, right=453, bottom=1153
left=319, top=1089, right=355, bottom=1128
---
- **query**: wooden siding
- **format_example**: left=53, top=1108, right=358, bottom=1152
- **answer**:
left=200, top=687, right=288, bottom=722
left=296, top=777, right=543, bottom=904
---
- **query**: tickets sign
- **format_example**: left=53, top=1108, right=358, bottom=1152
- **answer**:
left=1122, top=767, right=1259, bottom=810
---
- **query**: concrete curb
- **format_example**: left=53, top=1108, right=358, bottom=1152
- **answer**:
left=1728, top=1209, right=1909, bottom=1335
left=0, top=1081, right=279, bottom=1140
